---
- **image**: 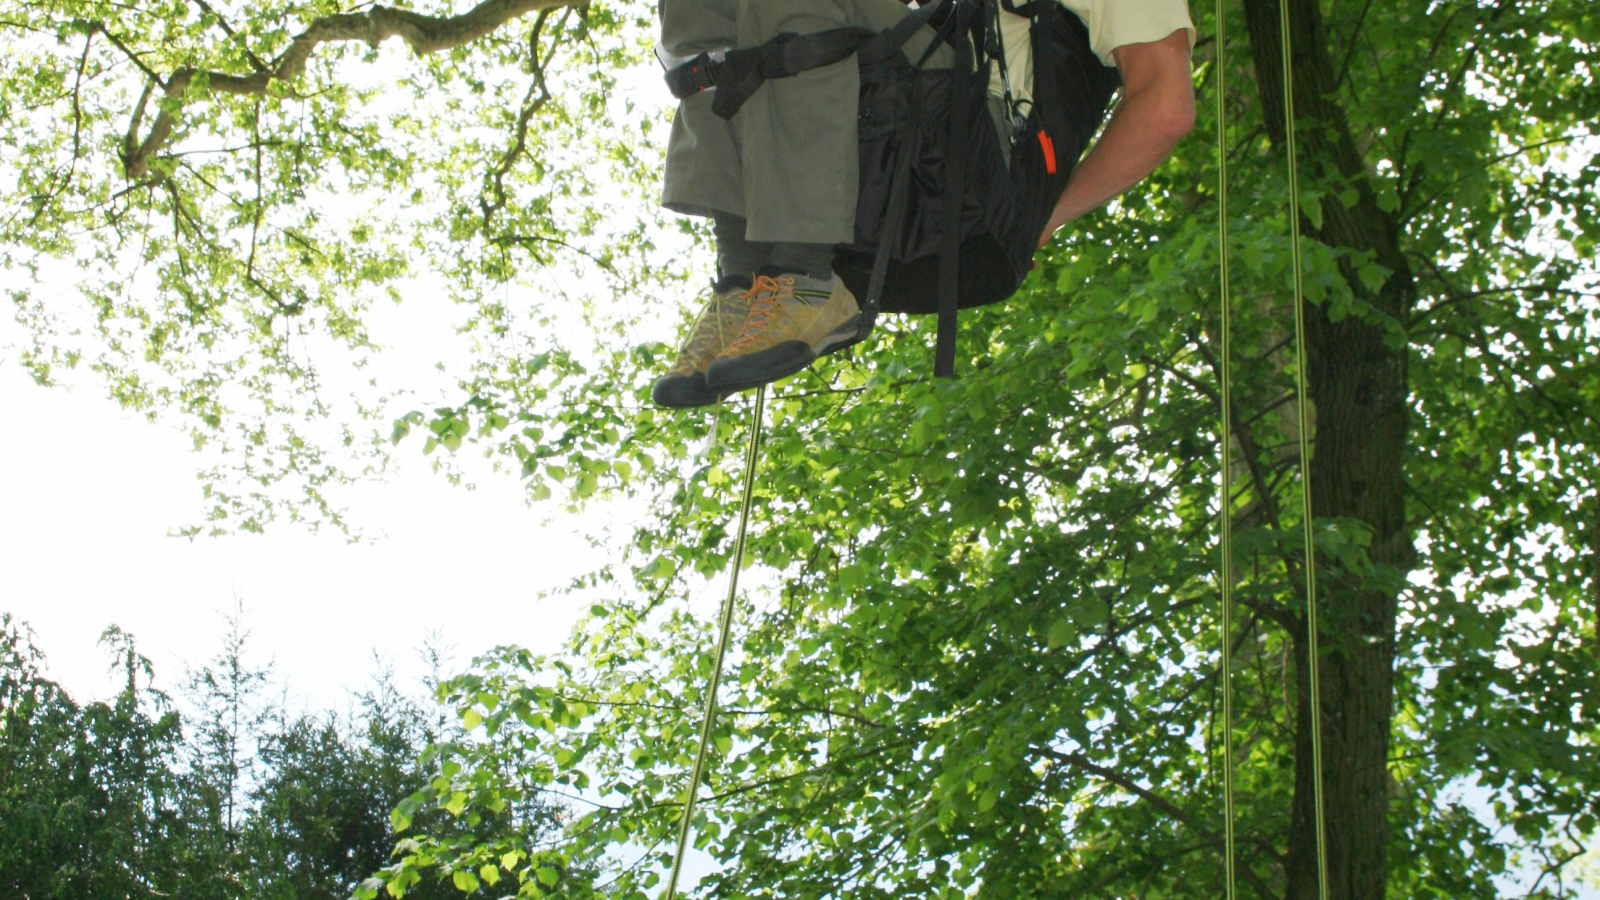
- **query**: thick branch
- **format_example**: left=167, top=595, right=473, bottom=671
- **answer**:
left=1044, top=748, right=1197, bottom=828
left=119, top=0, right=580, bottom=179
left=1041, top=748, right=1280, bottom=898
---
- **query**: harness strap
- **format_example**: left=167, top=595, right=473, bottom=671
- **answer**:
left=933, top=1, right=977, bottom=378
left=662, top=0, right=951, bottom=118
left=710, top=29, right=877, bottom=119
left=998, top=0, right=1045, bottom=16
left=859, top=74, right=924, bottom=342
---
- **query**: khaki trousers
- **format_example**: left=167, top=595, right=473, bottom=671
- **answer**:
left=659, top=0, right=952, bottom=245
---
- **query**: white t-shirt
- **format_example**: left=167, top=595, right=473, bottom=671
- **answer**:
left=989, top=0, right=1196, bottom=104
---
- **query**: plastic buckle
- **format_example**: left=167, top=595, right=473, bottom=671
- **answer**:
left=664, top=52, right=721, bottom=98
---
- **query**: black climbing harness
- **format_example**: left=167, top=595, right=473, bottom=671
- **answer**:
left=660, top=0, right=1118, bottom=377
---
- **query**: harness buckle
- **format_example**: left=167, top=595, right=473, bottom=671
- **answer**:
left=664, top=51, right=724, bottom=99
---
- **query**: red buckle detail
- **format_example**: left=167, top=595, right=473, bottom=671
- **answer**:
left=1038, top=130, right=1057, bottom=174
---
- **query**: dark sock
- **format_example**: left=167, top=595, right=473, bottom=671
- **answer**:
left=770, top=242, right=836, bottom=281
left=713, top=273, right=752, bottom=293
left=712, top=212, right=773, bottom=280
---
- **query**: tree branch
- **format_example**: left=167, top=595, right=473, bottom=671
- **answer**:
left=29, top=26, right=97, bottom=225
left=118, top=0, right=581, bottom=179
left=480, top=9, right=557, bottom=230
left=1041, top=747, right=1281, bottom=898
left=1044, top=747, right=1196, bottom=827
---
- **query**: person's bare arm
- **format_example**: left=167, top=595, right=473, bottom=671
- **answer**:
left=1037, top=29, right=1195, bottom=247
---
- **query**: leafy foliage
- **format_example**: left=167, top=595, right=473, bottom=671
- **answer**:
left=0, top=613, right=555, bottom=900
left=0, top=617, right=187, bottom=899
left=3, top=0, right=1599, bottom=896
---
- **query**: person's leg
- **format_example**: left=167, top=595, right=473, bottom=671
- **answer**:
left=653, top=1, right=751, bottom=409
left=660, top=0, right=743, bottom=221
left=712, top=211, right=772, bottom=279
left=658, top=0, right=956, bottom=402
left=734, top=0, right=953, bottom=246
left=702, top=0, right=952, bottom=394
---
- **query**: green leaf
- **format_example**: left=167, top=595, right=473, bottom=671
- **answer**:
left=978, top=788, right=998, bottom=812
left=1047, top=619, right=1074, bottom=649
left=1357, top=261, right=1392, bottom=293
left=444, top=792, right=467, bottom=817
left=536, top=866, right=559, bottom=887
left=839, top=564, right=865, bottom=591
left=1298, top=193, right=1323, bottom=229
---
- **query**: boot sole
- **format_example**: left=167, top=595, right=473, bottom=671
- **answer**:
left=652, top=372, right=728, bottom=409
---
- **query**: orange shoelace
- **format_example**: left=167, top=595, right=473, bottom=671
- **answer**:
left=724, top=274, right=790, bottom=355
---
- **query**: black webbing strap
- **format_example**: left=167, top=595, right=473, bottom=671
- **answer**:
left=932, top=1, right=976, bottom=378
left=861, top=0, right=950, bottom=66
left=998, top=0, right=1045, bottom=16
left=661, top=0, right=951, bottom=117
left=1029, top=0, right=1059, bottom=161
left=859, top=85, right=923, bottom=344
left=709, top=29, right=876, bottom=119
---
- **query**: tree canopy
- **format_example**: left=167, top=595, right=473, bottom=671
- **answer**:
left=3, top=0, right=1598, bottom=898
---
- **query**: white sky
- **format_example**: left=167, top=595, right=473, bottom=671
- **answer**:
left=0, top=356, right=609, bottom=710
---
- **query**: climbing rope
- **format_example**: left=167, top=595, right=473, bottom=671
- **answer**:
left=1213, top=0, right=1239, bottom=894
left=663, top=385, right=767, bottom=900
left=1217, top=0, right=1328, bottom=895
left=1274, top=0, right=1331, bottom=896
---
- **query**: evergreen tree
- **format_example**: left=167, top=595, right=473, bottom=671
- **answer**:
left=0, top=616, right=187, bottom=899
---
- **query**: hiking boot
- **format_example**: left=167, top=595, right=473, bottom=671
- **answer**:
left=703, top=271, right=861, bottom=394
left=651, top=274, right=754, bottom=409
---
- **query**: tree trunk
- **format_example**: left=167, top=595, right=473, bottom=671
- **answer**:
left=1239, top=0, right=1418, bottom=897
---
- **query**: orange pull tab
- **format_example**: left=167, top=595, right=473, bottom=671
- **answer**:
left=1037, top=130, right=1057, bottom=174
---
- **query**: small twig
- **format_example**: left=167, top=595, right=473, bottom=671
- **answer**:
left=29, top=26, right=98, bottom=225
left=190, top=0, right=272, bottom=72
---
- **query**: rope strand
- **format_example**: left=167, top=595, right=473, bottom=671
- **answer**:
left=1274, top=1, right=1331, bottom=897
left=1214, top=0, right=1239, bottom=895
left=663, top=386, right=767, bottom=900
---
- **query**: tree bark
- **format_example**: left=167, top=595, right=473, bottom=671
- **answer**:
left=1238, top=0, right=1418, bottom=897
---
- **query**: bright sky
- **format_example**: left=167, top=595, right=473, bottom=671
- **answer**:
left=0, top=217, right=672, bottom=708
left=0, top=354, right=611, bottom=710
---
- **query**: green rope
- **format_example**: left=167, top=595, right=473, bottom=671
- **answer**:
left=1214, top=0, right=1239, bottom=895
left=1274, top=2, right=1331, bottom=898
left=662, top=386, right=767, bottom=900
